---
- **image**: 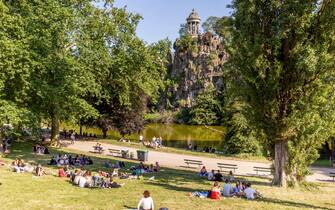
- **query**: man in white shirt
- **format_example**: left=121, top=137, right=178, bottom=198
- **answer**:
left=244, top=183, right=258, bottom=200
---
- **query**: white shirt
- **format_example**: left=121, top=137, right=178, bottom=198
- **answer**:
left=137, top=197, right=154, bottom=210
left=244, top=187, right=256, bottom=199
left=78, top=176, right=86, bottom=188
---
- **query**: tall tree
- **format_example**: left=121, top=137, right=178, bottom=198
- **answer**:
left=80, top=3, right=171, bottom=138
left=226, top=0, right=335, bottom=186
left=5, top=0, right=101, bottom=144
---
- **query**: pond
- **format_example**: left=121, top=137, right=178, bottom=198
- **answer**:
left=62, top=123, right=226, bottom=150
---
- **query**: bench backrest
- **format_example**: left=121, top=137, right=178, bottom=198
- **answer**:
left=184, top=159, right=202, bottom=163
left=253, top=166, right=274, bottom=170
left=217, top=163, right=237, bottom=167
left=109, top=149, right=121, bottom=152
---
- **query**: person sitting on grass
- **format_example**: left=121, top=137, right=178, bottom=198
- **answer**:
left=12, top=158, right=25, bottom=173
left=199, top=166, right=208, bottom=177
left=210, top=181, right=222, bottom=200
left=35, top=164, right=46, bottom=176
left=214, top=170, right=223, bottom=182
left=58, top=167, right=67, bottom=177
left=228, top=170, right=235, bottom=182
left=207, top=169, right=215, bottom=181
left=232, top=180, right=243, bottom=196
left=137, top=190, right=154, bottom=210
left=243, top=183, right=261, bottom=200
left=154, top=162, right=160, bottom=172
left=222, top=178, right=233, bottom=197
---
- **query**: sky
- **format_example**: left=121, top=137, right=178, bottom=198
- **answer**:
left=113, top=0, right=232, bottom=44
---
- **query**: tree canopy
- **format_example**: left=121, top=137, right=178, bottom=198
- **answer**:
left=226, top=0, right=335, bottom=186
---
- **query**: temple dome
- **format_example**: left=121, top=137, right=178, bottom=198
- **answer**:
left=187, top=9, right=201, bottom=22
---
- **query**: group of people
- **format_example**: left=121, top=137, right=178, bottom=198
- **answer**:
left=139, top=135, right=163, bottom=149
left=33, top=144, right=49, bottom=154
left=69, top=168, right=124, bottom=188
left=11, top=158, right=46, bottom=176
left=190, top=180, right=261, bottom=200
left=48, top=153, right=93, bottom=167
left=199, top=166, right=235, bottom=182
left=130, top=161, right=161, bottom=176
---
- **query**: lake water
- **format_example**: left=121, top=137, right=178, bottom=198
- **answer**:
left=62, top=123, right=226, bottom=150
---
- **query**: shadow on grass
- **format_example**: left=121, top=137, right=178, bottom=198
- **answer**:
left=257, top=197, right=334, bottom=210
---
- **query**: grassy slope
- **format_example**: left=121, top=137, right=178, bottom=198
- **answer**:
left=0, top=142, right=334, bottom=210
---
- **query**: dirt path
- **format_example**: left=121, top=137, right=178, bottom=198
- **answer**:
left=65, top=140, right=334, bottom=183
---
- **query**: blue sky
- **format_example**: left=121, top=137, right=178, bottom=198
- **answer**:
left=113, top=0, right=232, bottom=44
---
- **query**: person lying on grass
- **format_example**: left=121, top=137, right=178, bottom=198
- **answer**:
left=189, top=181, right=223, bottom=200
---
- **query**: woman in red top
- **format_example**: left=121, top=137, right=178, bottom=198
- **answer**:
left=58, top=167, right=67, bottom=177
left=210, top=181, right=221, bottom=200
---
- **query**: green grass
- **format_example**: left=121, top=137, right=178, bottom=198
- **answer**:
left=0, top=141, right=334, bottom=210
left=99, top=139, right=270, bottom=163
left=312, top=159, right=332, bottom=167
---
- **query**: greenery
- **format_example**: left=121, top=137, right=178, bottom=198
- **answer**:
left=1, top=142, right=334, bottom=210
left=187, top=87, right=223, bottom=125
left=225, top=0, right=335, bottom=186
left=223, top=101, right=263, bottom=156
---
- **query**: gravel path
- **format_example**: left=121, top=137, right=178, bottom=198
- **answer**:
left=65, top=140, right=335, bottom=183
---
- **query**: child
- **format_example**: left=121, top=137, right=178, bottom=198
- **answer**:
left=137, top=190, right=154, bottom=210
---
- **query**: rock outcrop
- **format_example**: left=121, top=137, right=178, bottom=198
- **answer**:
left=167, top=10, right=227, bottom=108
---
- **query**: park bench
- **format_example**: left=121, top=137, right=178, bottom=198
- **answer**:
left=184, top=159, right=203, bottom=168
left=217, top=163, right=238, bottom=173
left=330, top=172, right=335, bottom=182
left=253, top=166, right=274, bottom=176
left=108, top=148, right=122, bottom=157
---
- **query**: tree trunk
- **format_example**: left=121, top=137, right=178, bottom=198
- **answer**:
left=102, top=129, right=108, bottom=139
left=79, top=125, right=83, bottom=136
left=273, top=140, right=288, bottom=187
left=50, top=113, right=60, bottom=146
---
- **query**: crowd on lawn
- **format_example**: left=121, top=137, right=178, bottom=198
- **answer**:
left=190, top=166, right=261, bottom=200
left=11, top=158, right=46, bottom=176
left=48, top=153, right=93, bottom=166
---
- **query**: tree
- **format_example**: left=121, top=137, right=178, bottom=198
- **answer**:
left=187, top=87, right=223, bottom=125
left=202, top=16, right=220, bottom=34
left=226, top=0, right=335, bottom=186
left=223, top=101, right=263, bottom=156
left=79, top=3, right=171, bottom=138
left=178, top=23, right=188, bottom=37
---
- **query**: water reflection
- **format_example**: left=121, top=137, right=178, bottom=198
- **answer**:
left=62, top=123, right=226, bottom=150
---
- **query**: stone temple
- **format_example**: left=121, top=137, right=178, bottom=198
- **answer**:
left=166, top=9, right=227, bottom=108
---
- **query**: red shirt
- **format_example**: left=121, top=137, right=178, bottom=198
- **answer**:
left=210, top=190, right=221, bottom=200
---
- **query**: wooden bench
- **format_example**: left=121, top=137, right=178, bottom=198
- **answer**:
left=217, top=163, right=238, bottom=173
left=330, top=172, right=335, bottom=182
left=108, top=148, right=122, bottom=157
left=184, top=159, right=203, bottom=168
left=254, top=166, right=274, bottom=176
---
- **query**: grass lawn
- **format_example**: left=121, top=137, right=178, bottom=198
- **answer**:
left=0, top=141, right=334, bottom=210
left=99, top=139, right=270, bottom=163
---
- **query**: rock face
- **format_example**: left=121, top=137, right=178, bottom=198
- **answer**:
left=167, top=10, right=227, bottom=108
